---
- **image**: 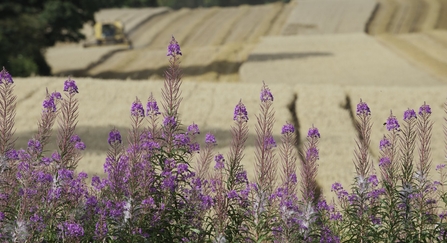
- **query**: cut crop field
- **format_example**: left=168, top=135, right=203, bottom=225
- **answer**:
left=13, top=77, right=447, bottom=196
left=33, top=0, right=447, bottom=197
left=46, top=2, right=290, bottom=82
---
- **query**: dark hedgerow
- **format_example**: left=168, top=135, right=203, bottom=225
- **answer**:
left=1, top=37, right=447, bottom=242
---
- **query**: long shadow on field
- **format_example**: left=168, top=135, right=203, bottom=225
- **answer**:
left=246, top=52, right=333, bottom=62
left=14, top=125, right=281, bottom=154
left=56, top=60, right=243, bottom=80
left=54, top=52, right=332, bottom=80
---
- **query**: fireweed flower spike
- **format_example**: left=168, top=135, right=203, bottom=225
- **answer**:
left=0, top=67, right=16, bottom=155
left=63, top=77, right=78, bottom=94
left=146, top=93, right=161, bottom=117
left=161, top=36, right=183, bottom=151
left=260, top=81, right=273, bottom=102
left=167, top=35, right=182, bottom=57
left=233, top=99, right=248, bottom=122
left=196, top=132, right=217, bottom=179
left=0, top=67, right=13, bottom=84
left=353, top=99, right=373, bottom=179
left=385, top=111, right=400, bottom=131
left=36, top=90, right=61, bottom=149
left=300, top=125, right=320, bottom=205
left=108, top=128, right=122, bottom=146
left=255, top=81, right=277, bottom=195
left=417, top=101, right=433, bottom=180
left=131, top=98, right=145, bottom=117
left=400, top=108, right=417, bottom=192
left=279, top=122, right=298, bottom=195
left=57, top=79, right=80, bottom=169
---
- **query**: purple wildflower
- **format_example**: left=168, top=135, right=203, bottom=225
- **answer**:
left=52, top=91, right=62, bottom=99
left=235, top=171, right=248, bottom=184
left=290, top=173, right=298, bottom=184
left=70, top=134, right=81, bottom=143
left=163, top=116, right=177, bottom=127
left=385, top=112, right=400, bottom=131
left=187, top=123, right=200, bottom=135
left=91, top=176, right=104, bottom=190
left=201, top=195, right=213, bottom=209
left=260, top=82, right=274, bottom=102
left=264, top=135, right=277, bottom=150
left=62, top=222, right=84, bottom=237
left=379, top=137, right=391, bottom=151
left=189, top=142, right=200, bottom=152
left=177, top=163, right=188, bottom=174
left=75, top=142, right=86, bottom=150
left=63, top=78, right=78, bottom=94
left=368, top=174, right=379, bottom=187
left=331, top=182, right=348, bottom=199
left=205, top=133, right=216, bottom=145
left=233, top=100, right=248, bottom=122
left=356, top=99, right=371, bottom=115
left=52, top=151, right=61, bottom=161
left=162, top=175, right=176, bottom=191
left=41, top=157, right=52, bottom=166
left=174, top=133, right=190, bottom=147
left=108, top=129, right=122, bottom=145
left=167, top=36, right=182, bottom=57
left=307, top=126, right=320, bottom=138
left=142, top=197, right=155, bottom=207
left=403, top=109, right=417, bottom=121
left=131, top=99, right=145, bottom=117
left=0, top=67, right=13, bottom=84
left=281, top=122, right=295, bottom=134
left=146, top=94, right=161, bottom=116
left=368, top=188, right=385, bottom=199
left=0, top=211, right=5, bottom=221
left=227, top=190, right=238, bottom=199
left=27, top=139, right=42, bottom=153
left=6, top=149, right=18, bottom=160
left=419, top=102, right=431, bottom=115
left=379, top=157, right=391, bottom=167
left=43, top=96, right=57, bottom=112
left=306, top=147, right=319, bottom=161
left=214, top=153, right=225, bottom=169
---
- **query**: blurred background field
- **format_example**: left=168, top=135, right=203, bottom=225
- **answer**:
left=4, top=0, right=447, bottom=197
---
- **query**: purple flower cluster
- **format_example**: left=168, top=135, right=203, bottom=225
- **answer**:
left=356, top=99, right=371, bottom=116
left=187, top=123, right=200, bottom=135
left=131, top=99, right=145, bottom=117
left=379, top=136, right=391, bottom=151
left=0, top=67, right=13, bottom=84
left=63, top=78, right=78, bottom=94
left=385, top=113, right=400, bottom=131
left=281, top=123, right=295, bottom=134
left=205, top=133, right=216, bottom=145
left=260, top=82, right=274, bottom=102
left=146, top=95, right=161, bottom=117
left=233, top=100, right=248, bottom=122
left=108, top=129, right=122, bottom=145
left=167, top=35, right=182, bottom=57
left=419, top=102, right=431, bottom=115
left=214, top=153, right=225, bottom=169
left=403, top=108, right=417, bottom=121
left=307, top=126, right=320, bottom=138
left=42, top=91, right=62, bottom=112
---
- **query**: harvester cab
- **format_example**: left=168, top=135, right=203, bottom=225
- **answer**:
left=83, top=21, right=132, bottom=49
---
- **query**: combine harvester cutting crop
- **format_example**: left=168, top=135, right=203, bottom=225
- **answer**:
left=83, top=21, right=133, bottom=49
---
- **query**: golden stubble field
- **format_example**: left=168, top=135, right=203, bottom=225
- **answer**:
left=22, top=0, right=447, bottom=199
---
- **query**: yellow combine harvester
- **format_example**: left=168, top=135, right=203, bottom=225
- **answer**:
left=83, top=21, right=132, bottom=48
